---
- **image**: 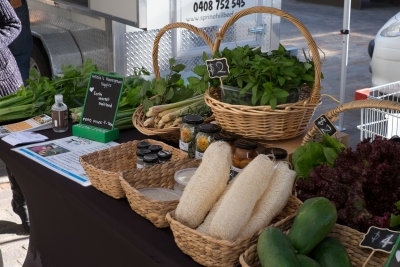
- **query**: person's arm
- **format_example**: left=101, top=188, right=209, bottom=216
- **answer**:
left=0, top=0, right=22, bottom=49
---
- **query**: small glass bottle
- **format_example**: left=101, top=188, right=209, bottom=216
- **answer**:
left=179, top=114, right=204, bottom=158
left=143, top=154, right=159, bottom=168
left=136, top=148, right=151, bottom=169
left=230, top=139, right=259, bottom=181
left=195, top=124, right=221, bottom=159
left=157, top=150, right=172, bottom=164
left=137, top=141, right=151, bottom=150
left=148, top=144, right=163, bottom=155
left=51, top=94, right=68, bottom=133
left=213, top=131, right=237, bottom=153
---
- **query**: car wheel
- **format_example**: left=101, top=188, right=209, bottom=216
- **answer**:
left=30, top=39, right=52, bottom=78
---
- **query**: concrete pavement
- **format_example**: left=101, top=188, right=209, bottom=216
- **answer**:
left=0, top=0, right=400, bottom=266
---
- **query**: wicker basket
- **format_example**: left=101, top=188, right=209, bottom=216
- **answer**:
left=119, top=158, right=201, bottom=228
left=301, top=98, right=400, bottom=145
left=204, top=6, right=322, bottom=141
left=165, top=195, right=302, bottom=267
left=79, top=139, right=188, bottom=199
left=239, top=215, right=388, bottom=267
left=132, top=22, right=215, bottom=142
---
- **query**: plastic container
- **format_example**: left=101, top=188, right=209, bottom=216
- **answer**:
left=148, top=144, right=163, bottom=154
left=173, top=167, right=197, bottom=193
left=138, top=188, right=181, bottom=201
left=195, top=124, right=221, bottom=159
left=51, top=94, right=68, bottom=133
left=179, top=114, right=204, bottom=158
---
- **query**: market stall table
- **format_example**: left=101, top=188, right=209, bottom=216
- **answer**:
left=0, top=126, right=202, bottom=267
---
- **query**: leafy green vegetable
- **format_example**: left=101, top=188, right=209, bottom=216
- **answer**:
left=390, top=201, right=400, bottom=230
left=292, top=134, right=345, bottom=179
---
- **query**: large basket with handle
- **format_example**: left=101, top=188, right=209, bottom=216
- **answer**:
left=132, top=22, right=215, bottom=142
left=204, top=6, right=322, bottom=141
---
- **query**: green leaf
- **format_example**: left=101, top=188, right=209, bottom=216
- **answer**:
left=260, top=92, right=271, bottom=106
left=169, top=58, right=176, bottom=67
left=187, top=76, right=200, bottom=85
left=164, top=89, right=174, bottom=101
left=292, top=142, right=326, bottom=179
left=142, top=98, right=154, bottom=113
left=269, top=97, right=277, bottom=109
left=277, top=76, right=286, bottom=86
left=172, top=64, right=186, bottom=72
left=193, top=65, right=207, bottom=76
left=155, top=79, right=166, bottom=95
left=390, top=213, right=400, bottom=229
left=273, top=88, right=289, bottom=98
left=323, top=147, right=338, bottom=166
left=168, top=73, right=181, bottom=84
left=202, top=52, right=209, bottom=62
left=322, top=134, right=346, bottom=153
left=302, top=74, right=315, bottom=81
left=396, top=201, right=400, bottom=210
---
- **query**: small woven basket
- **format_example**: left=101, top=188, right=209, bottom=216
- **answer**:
left=132, top=22, right=215, bottom=142
left=119, top=158, right=201, bottom=228
left=204, top=6, right=322, bottom=141
left=79, top=139, right=188, bottom=199
left=165, top=195, right=302, bottom=267
left=239, top=215, right=388, bottom=267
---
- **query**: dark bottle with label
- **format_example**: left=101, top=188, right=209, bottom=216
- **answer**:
left=51, top=94, right=68, bottom=133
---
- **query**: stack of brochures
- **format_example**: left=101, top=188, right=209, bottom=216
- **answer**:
left=0, top=114, right=52, bottom=137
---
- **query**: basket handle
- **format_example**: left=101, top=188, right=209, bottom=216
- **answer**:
left=301, top=99, right=400, bottom=145
left=152, top=22, right=215, bottom=79
left=214, top=6, right=322, bottom=104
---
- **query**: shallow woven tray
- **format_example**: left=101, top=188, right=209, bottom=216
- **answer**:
left=79, top=139, right=188, bottom=199
left=239, top=215, right=388, bottom=267
left=204, top=6, right=322, bottom=141
left=165, top=195, right=302, bottom=267
left=133, top=22, right=215, bottom=142
left=119, top=158, right=201, bottom=228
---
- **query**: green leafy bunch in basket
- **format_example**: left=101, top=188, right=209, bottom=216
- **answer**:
left=188, top=44, right=323, bottom=109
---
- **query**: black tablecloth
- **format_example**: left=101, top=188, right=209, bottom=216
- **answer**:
left=0, top=126, right=202, bottom=267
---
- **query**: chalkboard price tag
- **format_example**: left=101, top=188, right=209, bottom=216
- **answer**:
left=314, top=114, right=337, bottom=136
left=205, top=58, right=230, bottom=78
left=360, top=226, right=400, bottom=253
left=385, top=235, right=400, bottom=267
left=80, top=72, right=124, bottom=131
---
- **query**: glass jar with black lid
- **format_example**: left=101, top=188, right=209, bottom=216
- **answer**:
left=148, top=144, right=163, bottom=155
left=157, top=150, right=172, bottom=164
left=195, top=123, right=221, bottom=159
left=179, top=114, right=204, bottom=158
left=230, top=139, right=259, bottom=181
left=137, top=141, right=151, bottom=150
left=262, top=147, right=288, bottom=162
left=136, top=148, right=151, bottom=169
left=213, top=131, right=237, bottom=153
left=143, top=154, right=159, bottom=168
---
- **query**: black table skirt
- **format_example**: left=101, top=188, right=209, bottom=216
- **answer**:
left=0, top=126, right=203, bottom=267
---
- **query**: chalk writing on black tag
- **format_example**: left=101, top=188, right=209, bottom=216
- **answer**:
left=205, top=58, right=230, bottom=78
left=314, top=114, right=337, bottom=136
left=360, top=226, right=400, bottom=253
left=385, top=235, right=400, bottom=267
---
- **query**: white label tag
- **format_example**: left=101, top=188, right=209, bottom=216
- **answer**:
left=179, top=139, right=189, bottom=151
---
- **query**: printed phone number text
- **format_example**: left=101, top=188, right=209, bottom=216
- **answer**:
left=193, top=0, right=245, bottom=12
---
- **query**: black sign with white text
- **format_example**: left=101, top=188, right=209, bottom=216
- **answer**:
left=314, top=114, right=337, bottom=136
left=360, top=226, right=400, bottom=253
left=80, top=73, right=124, bottom=130
left=206, top=58, right=229, bottom=78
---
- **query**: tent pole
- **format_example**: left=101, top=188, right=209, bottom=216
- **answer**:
left=338, top=0, right=351, bottom=131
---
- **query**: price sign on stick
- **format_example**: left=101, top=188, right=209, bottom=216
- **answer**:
left=206, top=58, right=230, bottom=96
left=360, top=226, right=400, bottom=267
left=385, top=236, right=400, bottom=267
left=314, top=114, right=337, bottom=136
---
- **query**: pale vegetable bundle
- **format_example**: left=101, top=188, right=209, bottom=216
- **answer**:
left=238, top=162, right=296, bottom=238
left=175, top=141, right=232, bottom=228
left=143, top=95, right=205, bottom=129
left=209, top=154, right=276, bottom=241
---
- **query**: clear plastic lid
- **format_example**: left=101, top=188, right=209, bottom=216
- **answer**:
left=174, top=168, right=197, bottom=186
left=138, top=188, right=181, bottom=201
left=55, top=94, right=63, bottom=103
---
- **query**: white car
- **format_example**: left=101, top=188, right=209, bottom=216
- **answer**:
left=369, top=12, right=400, bottom=86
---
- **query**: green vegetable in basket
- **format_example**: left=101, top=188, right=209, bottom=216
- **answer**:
left=292, top=134, right=345, bottom=179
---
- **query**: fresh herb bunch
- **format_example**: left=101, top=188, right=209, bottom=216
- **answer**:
left=141, top=58, right=196, bottom=113
left=296, top=137, right=400, bottom=232
left=188, top=44, right=322, bottom=109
